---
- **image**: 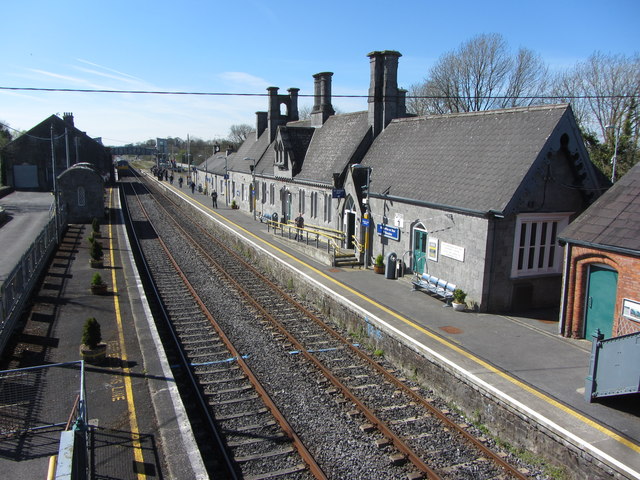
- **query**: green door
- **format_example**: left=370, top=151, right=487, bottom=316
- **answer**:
left=413, top=228, right=428, bottom=274
left=584, top=266, right=618, bottom=339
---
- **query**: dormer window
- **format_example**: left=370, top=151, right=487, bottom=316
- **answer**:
left=274, top=141, right=287, bottom=169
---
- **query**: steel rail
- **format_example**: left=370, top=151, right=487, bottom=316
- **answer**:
left=142, top=172, right=529, bottom=479
left=128, top=177, right=328, bottom=480
left=122, top=181, right=239, bottom=479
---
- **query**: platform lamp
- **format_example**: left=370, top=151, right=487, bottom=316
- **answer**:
left=605, top=123, right=620, bottom=183
left=244, top=157, right=257, bottom=220
left=351, top=164, right=372, bottom=269
left=216, top=155, right=229, bottom=206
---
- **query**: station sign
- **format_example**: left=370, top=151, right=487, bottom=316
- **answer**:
left=376, top=224, right=400, bottom=241
left=361, top=218, right=370, bottom=227
left=332, top=188, right=346, bottom=199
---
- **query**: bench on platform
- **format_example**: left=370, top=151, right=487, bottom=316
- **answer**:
left=412, top=273, right=456, bottom=306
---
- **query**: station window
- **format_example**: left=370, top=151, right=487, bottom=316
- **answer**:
left=511, top=213, right=570, bottom=278
left=77, top=186, right=85, bottom=207
left=298, top=189, right=306, bottom=214
left=324, top=194, right=332, bottom=223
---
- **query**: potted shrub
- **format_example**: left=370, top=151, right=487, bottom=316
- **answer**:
left=373, top=254, right=385, bottom=274
left=80, top=317, right=106, bottom=364
left=231, top=200, right=238, bottom=209
left=91, top=217, right=101, bottom=238
left=452, top=289, right=467, bottom=311
left=90, top=272, right=108, bottom=295
left=89, top=238, right=104, bottom=268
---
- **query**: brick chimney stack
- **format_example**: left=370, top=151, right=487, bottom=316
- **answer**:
left=63, top=112, right=74, bottom=127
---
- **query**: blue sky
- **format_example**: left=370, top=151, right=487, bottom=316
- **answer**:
left=2, top=0, right=639, bottom=146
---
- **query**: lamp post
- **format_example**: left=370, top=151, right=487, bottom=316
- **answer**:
left=244, top=157, right=256, bottom=220
left=605, top=123, right=620, bottom=183
left=216, top=155, right=229, bottom=206
left=351, top=164, right=372, bottom=268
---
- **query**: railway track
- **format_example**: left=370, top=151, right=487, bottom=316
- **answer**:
left=122, top=180, right=322, bottom=480
left=122, top=170, right=533, bottom=479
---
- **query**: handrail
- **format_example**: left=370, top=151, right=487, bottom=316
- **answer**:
left=351, top=235, right=363, bottom=254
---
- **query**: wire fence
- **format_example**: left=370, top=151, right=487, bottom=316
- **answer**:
left=0, top=361, right=86, bottom=437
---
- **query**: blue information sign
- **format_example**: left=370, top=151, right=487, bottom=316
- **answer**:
left=332, top=188, right=346, bottom=199
left=376, top=224, right=400, bottom=241
left=361, top=218, right=370, bottom=227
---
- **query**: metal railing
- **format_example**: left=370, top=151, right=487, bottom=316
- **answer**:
left=0, top=212, right=64, bottom=355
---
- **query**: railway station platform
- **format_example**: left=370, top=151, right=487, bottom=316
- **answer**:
left=0, top=188, right=206, bottom=479
left=163, top=175, right=640, bottom=480
left=1, top=176, right=639, bottom=479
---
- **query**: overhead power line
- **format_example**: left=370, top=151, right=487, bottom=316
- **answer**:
left=0, top=85, right=637, bottom=100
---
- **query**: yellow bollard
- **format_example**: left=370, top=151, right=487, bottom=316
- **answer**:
left=47, top=455, right=58, bottom=480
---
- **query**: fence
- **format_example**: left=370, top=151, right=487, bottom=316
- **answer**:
left=0, top=210, right=64, bottom=354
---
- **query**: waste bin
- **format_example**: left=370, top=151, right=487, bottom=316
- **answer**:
left=385, top=252, right=397, bottom=279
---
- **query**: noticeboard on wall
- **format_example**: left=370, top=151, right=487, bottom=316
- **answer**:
left=428, top=238, right=438, bottom=261
left=440, top=242, right=465, bottom=262
left=622, top=299, right=640, bottom=323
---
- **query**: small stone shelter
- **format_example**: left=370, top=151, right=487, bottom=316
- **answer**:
left=57, top=163, right=105, bottom=223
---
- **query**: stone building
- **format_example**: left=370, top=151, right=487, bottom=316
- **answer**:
left=200, top=50, right=608, bottom=313
left=559, top=162, right=640, bottom=339
left=57, top=163, right=105, bottom=223
left=1, top=113, right=112, bottom=191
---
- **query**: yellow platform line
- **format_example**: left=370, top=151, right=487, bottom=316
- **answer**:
left=179, top=191, right=640, bottom=457
left=107, top=188, right=146, bottom=479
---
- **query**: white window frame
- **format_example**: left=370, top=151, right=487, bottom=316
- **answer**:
left=511, top=212, right=570, bottom=278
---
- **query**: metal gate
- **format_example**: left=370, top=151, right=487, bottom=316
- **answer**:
left=585, top=330, right=640, bottom=402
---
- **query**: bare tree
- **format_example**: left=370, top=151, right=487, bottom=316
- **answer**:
left=228, top=124, right=253, bottom=146
left=408, top=33, right=550, bottom=115
left=552, top=52, right=640, bottom=179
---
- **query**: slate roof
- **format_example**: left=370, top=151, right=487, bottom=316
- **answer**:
left=559, top=162, right=640, bottom=254
left=228, top=129, right=273, bottom=174
left=361, top=104, right=571, bottom=214
left=297, top=111, right=371, bottom=184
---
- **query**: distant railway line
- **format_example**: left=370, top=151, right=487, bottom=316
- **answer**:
left=120, top=169, right=534, bottom=479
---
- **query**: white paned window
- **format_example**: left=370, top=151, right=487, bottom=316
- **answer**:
left=270, top=184, right=275, bottom=205
left=511, top=213, right=570, bottom=277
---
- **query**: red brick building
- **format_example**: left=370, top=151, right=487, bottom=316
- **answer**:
left=559, top=162, right=640, bottom=339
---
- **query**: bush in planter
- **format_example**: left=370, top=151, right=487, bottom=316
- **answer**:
left=231, top=200, right=238, bottom=209
left=92, top=217, right=101, bottom=234
left=453, top=288, right=467, bottom=310
left=374, top=254, right=385, bottom=273
left=89, top=239, right=103, bottom=261
left=91, top=272, right=108, bottom=294
left=82, top=317, right=102, bottom=349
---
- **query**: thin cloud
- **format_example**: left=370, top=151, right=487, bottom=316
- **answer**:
left=76, top=59, right=144, bottom=82
left=217, top=72, right=269, bottom=90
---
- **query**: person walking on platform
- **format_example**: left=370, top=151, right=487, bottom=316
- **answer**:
left=178, top=177, right=183, bottom=188
left=294, top=213, right=304, bottom=240
left=190, top=181, right=195, bottom=194
left=211, top=190, right=218, bottom=208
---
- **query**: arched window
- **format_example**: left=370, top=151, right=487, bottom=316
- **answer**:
left=77, top=186, right=86, bottom=207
